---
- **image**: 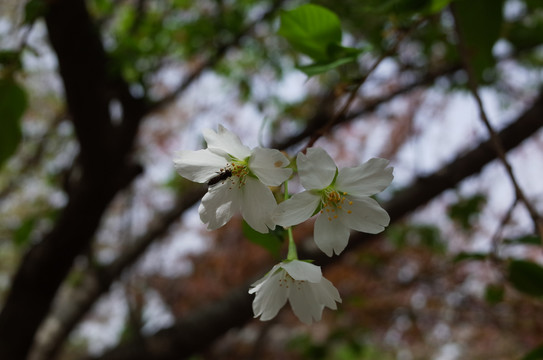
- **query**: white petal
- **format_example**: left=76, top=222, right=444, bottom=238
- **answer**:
left=173, top=149, right=228, bottom=183
left=281, top=260, right=322, bottom=283
left=314, top=213, right=351, bottom=256
left=273, top=191, right=321, bottom=227
left=198, top=180, right=241, bottom=230
left=249, top=148, right=292, bottom=186
left=250, top=270, right=288, bottom=321
left=338, top=196, right=390, bottom=234
left=311, top=277, right=342, bottom=309
left=203, top=125, right=251, bottom=160
left=240, top=177, right=277, bottom=233
left=297, top=148, right=336, bottom=190
left=249, top=264, right=281, bottom=292
left=336, top=158, right=393, bottom=196
left=288, top=281, right=324, bottom=324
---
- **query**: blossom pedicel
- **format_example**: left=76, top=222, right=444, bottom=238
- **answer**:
left=174, top=128, right=393, bottom=325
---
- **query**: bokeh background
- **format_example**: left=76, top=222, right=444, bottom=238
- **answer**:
left=1, top=0, right=543, bottom=359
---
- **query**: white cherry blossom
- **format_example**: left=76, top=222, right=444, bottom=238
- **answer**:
left=274, top=147, right=393, bottom=256
left=173, top=125, right=292, bottom=233
left=249, top=260, right=341, bottom=324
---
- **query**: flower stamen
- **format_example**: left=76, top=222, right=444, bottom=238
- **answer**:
left=321, top=188, right=354, bottom=219
left=225, top=160, right=250, bottom=187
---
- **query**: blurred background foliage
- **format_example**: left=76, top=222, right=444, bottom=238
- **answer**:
left=1, top=0, right=543, bottom=359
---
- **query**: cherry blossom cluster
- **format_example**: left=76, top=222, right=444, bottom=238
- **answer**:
left=174, top=126, right=393, bottom=324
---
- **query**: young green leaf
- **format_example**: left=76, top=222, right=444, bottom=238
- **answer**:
left=447, top=193, right=486, bottom=231
left=24, top=0, right=48, bottom=24
left=508, top=259, right=543, bottom=297
left=13, top=218, right=36, bottom=248
left=297, top=54, right=358, bottom=76
left=429, top=0, right=452, bottom=13
left=453, top=0, right=504, bottom=83
left=242, top=221, right=283, bottom=258
left=503, top=234, right=541, bottom=246
left=484, top=283, right=504, bottom=304
left=278, top=4, right=342, bottom=62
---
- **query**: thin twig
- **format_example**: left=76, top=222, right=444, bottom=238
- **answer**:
left=490, top=198, right=519, bottom=257
left=302, top=18, right=426, bottom=151
left=451, top=5, right=543, bottom=239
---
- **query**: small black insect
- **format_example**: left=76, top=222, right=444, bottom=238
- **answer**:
left=208, top=169, right=233, bottom=186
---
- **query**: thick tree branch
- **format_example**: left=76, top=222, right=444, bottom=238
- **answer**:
left=43, top=0, right=113, bottom=176
left=21, top=1, right=289, bottom=358
left=29, top=187, right=205, bottom=360
left=0, top=1, right=146, bottom=359
left=90, top=91, right=543, bottom=360
left=10, top=2, right=289, bottom=358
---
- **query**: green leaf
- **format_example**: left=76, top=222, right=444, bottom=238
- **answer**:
left=24, top=0, right=48, bottom=24
left=387, top=223, right=444, bottom=253
left=484, top=283, right=504, bottom=304
left=453, top=252, right=487, bottom=263
left=508, top=260, right=543, bottom=297
left=522, top=344, right=543, bottom=360
left=0, top=78, right=27, bottom=169
left=447, top=193, right=486, bottom=230
left=90, top=0, right=115, bottom=16
left=278, top=4, right=342, bottom=62
left=453, top=0, right=504, bottom=83
left=242, top=221, right=283, bottom=258
left=503, top=234, right=541, bottom=246
left=297, top=54, right=359, bottom=77
left=0, top=51, right=22, bottom=71
left=13, top=218, right=36, bottom=247
left=428, top=0, right=452, bottom=13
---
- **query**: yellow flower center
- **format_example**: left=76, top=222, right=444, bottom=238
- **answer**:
left=320, top=188, right=353, bottom=221
left=228, top=161, right=249, bottom=185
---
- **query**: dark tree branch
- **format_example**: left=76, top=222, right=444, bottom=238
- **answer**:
left=88, top=285, right=254, bottom=360
left=4, top=1, right=289, bottom=358
left=89, top=91, right=543, bottom=360
left=29, top=187, right=205, bottom=360
left=42, top=0, right=113, bottom=177
left=0, top=1, right=146, bottom=359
